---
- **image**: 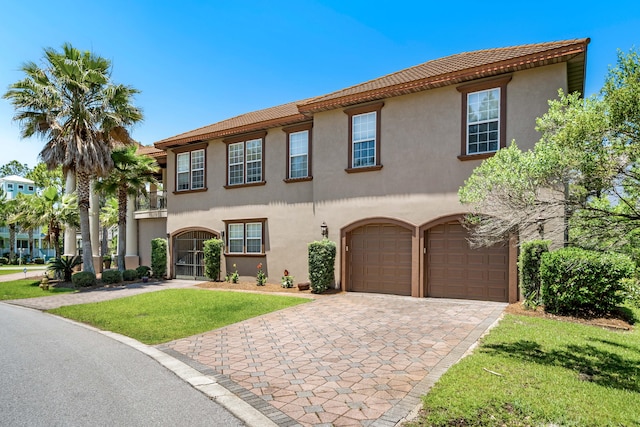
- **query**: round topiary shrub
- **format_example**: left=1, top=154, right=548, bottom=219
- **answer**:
left=136, top=265, right=151, bottom=278
left=72, top=271, right=96, bottom=288
left=102, top=269, right=123, bottom=284
left=123, top=269, right=138, bottom=281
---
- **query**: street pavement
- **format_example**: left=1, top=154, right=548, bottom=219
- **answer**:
left=0, top=302, right=245, bottom=427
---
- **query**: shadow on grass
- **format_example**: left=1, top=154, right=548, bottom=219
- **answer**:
left=483, top=340, right=640, bottom=393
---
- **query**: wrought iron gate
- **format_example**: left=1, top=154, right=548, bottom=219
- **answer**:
left=174, top=230, right=215, bottom=279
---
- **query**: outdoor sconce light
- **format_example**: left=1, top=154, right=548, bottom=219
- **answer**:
left=320, top=222, right=329, bottom=238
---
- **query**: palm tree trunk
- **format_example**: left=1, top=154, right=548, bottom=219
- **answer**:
left=28, top=229, right=34, bottom=259
left=117, top=187, right=127, bottom=271
left=9, top=224, right=16, bottom=261
left=77, top=170, right=95, bottom=274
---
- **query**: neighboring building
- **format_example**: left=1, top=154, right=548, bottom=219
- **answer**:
left=0, top=175, right=44, bottom=258
left=131, top=38, right=589, bottom=303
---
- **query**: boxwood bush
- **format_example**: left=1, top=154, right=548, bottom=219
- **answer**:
left=308, top=239, right=336, bottom=294
left=123, top=269, right=138, bottom=281
left=102, top=269, right=123, bottom=284
left=203, top=238, right=223, bottom=280
left=151, top=238, right=167, bottom=279
left=136, top=265, right=151, bottom=278
left=540, top=247, right=634, bottom=315
left=518, top=240, right=551, bottom=303
left=72, top=271, right=96, bottom=287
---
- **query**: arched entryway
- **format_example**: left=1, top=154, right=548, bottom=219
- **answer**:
left=172, top=228, right=218, bottom=280
left=343, top=218, right=415, bottom=296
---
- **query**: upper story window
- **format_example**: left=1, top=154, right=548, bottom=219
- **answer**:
left=224, top=131, right=267, bottom=188
left=28, top=186, right=34, bottom=192
left=18, top=185, right=24, bottom=190
left=344, top=102, right=384, bottom=173
left=7, top=183, right=13, bottom=190
left=174, top=143, right=207, bottom=192
left=457, top=75, right=511, bottom=160
left=283, top=123, right=313, bottom=182
left=225, top=219, right=265, bottom=255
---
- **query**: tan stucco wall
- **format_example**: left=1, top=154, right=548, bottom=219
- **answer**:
left=164, top=63, right=568, bottom=287
left=138, top=218, right=167, bottom=268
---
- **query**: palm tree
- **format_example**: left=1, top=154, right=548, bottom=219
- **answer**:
left=3, top=43, right=143, bottom=274
left=100, top=196, right=119, bottom=258
left=0, top=198, right=20, bottom=261
left=96, top=145, right=158, bottom=270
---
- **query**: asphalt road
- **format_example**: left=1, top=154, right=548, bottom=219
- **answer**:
left=0, top=303, right=245, bottom=427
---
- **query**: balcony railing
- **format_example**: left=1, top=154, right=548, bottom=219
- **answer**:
left=135, top=191, right=167, bottom=211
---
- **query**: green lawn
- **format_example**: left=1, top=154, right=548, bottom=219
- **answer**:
left=0, top=279, right=75, bottom=299
left=48, top=289, right=310, bottom=345
left=409, top=306, right=640, bottom=426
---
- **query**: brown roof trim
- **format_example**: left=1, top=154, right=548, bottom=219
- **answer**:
left=298, top=39, right=590, bottom=113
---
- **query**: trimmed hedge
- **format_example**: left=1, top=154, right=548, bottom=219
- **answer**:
left=308, top=239, right=336, bottom=294
left=136, top=265, right=151, bottom=278
left=123, top=269, right=138, bottom=281
left=151, top=238, right=167, bottom=279
left=72, top=271, right=96, bottom=287
left=102, top=269, right=123, bottom=284
left=518, top=240, right=551, bottom=302
left=204, top=238, right=223, bottom=280
left=0, top=257, right=8, bottom=265
left=540, top=247, right=634, bottom=315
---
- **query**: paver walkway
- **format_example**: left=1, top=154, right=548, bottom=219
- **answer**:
left=161, top=293, right=506, bottom=427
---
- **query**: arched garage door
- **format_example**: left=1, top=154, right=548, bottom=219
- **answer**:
left=348, top=223, right=412, bottom=296
left=426, top=222, right=508, bottom=302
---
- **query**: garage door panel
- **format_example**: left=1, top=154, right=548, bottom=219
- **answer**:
left=349, top=223, right=412, bottom=296
left=426, top=222, right=508, bottom=302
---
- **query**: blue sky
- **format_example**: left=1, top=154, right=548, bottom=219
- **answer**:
left=1, top=0, right=638, bottom=169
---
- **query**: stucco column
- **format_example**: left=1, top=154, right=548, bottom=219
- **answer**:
left=89, top=181, right=101, bottom=272
left=63, top=170, right=77, bottom=256
left=125, top=194, right=139, bottom=269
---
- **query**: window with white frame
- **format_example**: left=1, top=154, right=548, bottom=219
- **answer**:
left=467, top=88, right=500, bottom=154
left=289, top=130, right=309, bottom=179
left=227, top=137, right=263, bottom=186
left=176, top=147, right=206, bottom=191
left=352, top=112, right=377, bottom=168
left=226, top=221, right=264, bottom=254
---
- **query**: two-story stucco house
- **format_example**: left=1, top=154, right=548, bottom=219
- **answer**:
left=139, top=38, right=589, bottom=303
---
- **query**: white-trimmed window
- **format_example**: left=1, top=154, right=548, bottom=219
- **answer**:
left=226, top=220, right=264, bottom=254
left=289, top=130, right=309, bottom=178
left=467, top=88, right=500, bottom=154
left=225, top=133, right=265, bottom=187
left=175, top=146, right=206, bottom=192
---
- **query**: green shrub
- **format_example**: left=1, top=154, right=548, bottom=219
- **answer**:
left=123, top=269, right=138, bottom=281
left=540, top=247, right=634, bottom=315
left=136, top=265, right=151, bottom=278
left=620, top=277, right=640, bottom=308
left=0, top=257, right=8, bottom=265
left=72, top=271, right=96, bottom=287
left=47, top=256, right=82, bottom=281
left=101, top=269, right=123, bottom=284
left=32, top=257, right=45, bottom=264
left=518, top=240, right=551, bottom=305
left=151, top=238, right=167, bottom=279
left=203, top=238, right=223, bottom=280
left=308, top=239, right=336, bottom=294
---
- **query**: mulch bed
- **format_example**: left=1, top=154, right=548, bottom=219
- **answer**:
left=505, top=301, right=635, bottom=331
left=196, top=280, right=342, bottom=297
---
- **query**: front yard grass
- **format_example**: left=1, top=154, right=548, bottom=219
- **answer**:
left=48, top=288, right=310, bottom=345
left=1, top=279, right=75, bottom=299
left=409, top=306, right=640, bottom=426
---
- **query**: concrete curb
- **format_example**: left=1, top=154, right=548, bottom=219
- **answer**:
left=32, top=307, right=277, bottom=427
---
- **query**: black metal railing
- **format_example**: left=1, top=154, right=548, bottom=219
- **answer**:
left=135, top=191, right=167, bottom=211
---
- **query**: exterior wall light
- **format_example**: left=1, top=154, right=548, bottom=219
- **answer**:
left=320, top=222, right=328, bottom=238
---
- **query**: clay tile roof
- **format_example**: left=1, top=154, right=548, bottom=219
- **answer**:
left=154, top=100, right=312, bottom=149
left=153, top=38, right=589, bottom=150
left=298, top=38, right=590, bottom=113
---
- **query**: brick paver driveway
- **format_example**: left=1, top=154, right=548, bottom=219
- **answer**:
left=161, top=293, right=505, bottom=427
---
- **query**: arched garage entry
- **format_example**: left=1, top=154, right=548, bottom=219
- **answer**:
left=343, top=218, right=415, bottom=296
left=421, top=215, right=511, bottom=302
left=172, top=228, right=219, bottom=280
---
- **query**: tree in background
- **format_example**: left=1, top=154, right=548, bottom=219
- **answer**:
left=3, top=43, right=143, bottom=273
left=0, top=160, right=30, bottom=177
left=26, top=163, right=64, bottom=192
left=95, top=145, right=158, bottom=270
left=459, top=49, right=640, bottom=253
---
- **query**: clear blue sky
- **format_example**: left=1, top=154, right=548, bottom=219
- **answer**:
left=1, top=0, right=638, bottom=169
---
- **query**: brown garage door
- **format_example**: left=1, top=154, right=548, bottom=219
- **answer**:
left=426, top=222, right=508, bottom=302
left=349, top=223, right=412, bottom=296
